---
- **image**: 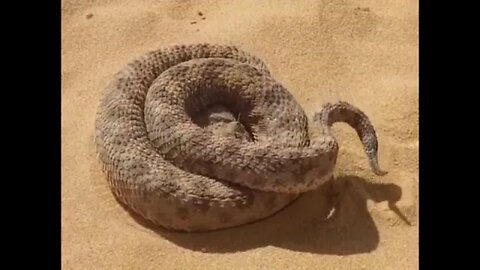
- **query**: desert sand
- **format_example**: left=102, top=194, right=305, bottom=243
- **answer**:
left=61, top=0, right=418, bottom=269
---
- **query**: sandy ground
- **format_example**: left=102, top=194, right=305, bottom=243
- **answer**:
left=61, top=0, right=418, bottom=269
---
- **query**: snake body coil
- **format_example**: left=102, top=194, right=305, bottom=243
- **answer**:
left=95, top=44, right=385, bottom=232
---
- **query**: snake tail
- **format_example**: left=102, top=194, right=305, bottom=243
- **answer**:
left=314, top=101, right=387, bottom=176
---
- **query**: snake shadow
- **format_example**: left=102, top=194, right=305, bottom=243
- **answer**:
left=121, top=175, right=404, bottom=255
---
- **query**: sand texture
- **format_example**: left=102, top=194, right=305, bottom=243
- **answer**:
left=62, top=0, right=418, bottom=269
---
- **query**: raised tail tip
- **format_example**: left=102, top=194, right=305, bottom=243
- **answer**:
left=369, top=155, right=388, bottom=176
left=315, top=100, right=388, bottom=176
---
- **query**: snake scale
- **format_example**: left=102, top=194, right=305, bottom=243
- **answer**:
left=94, top=43, right=386, bottom=232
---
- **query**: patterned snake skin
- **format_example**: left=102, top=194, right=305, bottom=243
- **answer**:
left=94, top=43, right=386, bottom=232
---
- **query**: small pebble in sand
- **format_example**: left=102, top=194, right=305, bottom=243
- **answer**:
left=190, top=21, right=197, bottom=24
left=198, top=11, right=203, bottom=16
left=354, top=7, right=370, bottom=12
left=86, top=13, right=93, bottom=19
left=201, top=17, right=206, bottom=20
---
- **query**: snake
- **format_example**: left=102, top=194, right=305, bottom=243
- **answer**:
left=94, top=43, right=386, bottom=232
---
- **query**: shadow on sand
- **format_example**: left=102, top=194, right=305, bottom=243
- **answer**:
left=120, top=175, right=405, bottom=255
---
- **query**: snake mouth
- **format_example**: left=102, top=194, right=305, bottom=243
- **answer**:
left=183, top=84, right=261, bottom=142
left=192, top=104, right=255, bottom=143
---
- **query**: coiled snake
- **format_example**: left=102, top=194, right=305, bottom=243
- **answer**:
left=95, top=43, right=386, bottom=232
